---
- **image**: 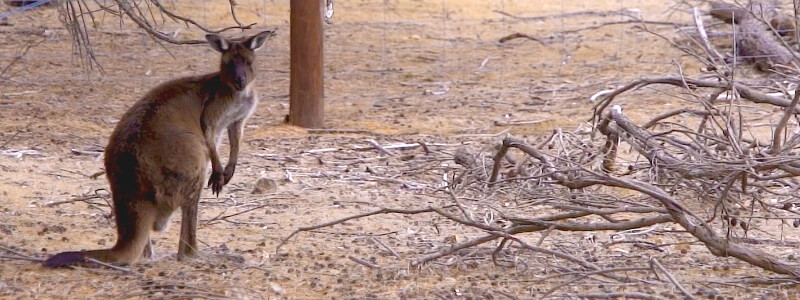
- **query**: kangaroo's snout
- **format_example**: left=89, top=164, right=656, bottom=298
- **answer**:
left=233, top=77, right=246, bottom=91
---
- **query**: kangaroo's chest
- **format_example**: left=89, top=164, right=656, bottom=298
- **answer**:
left=207, top=87, right=258, bottom=137
left=219, top=92, right=257, bottom=127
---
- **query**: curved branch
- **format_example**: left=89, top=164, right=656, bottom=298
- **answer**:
left=510, top=214, right=673, bottom=232
left=113, top=0, right=205, bottom=44
left=592, top=76, right=800, bottom=123
left=595, top=173, right=800, bottom=278
left=150, top=0, right=254, bottom=34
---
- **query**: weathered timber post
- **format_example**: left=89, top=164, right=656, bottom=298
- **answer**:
left=289, top=0, right=324, bottom=128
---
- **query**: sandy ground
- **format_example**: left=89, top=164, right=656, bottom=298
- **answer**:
left=1, top=0, right=800, bottom=299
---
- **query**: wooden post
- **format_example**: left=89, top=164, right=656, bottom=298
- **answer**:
left=289, top=0, right=324, bottom=128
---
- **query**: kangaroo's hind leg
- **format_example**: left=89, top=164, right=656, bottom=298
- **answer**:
left=177, top=189, right=200, bottom=261
left=178, top=203, right=197, bottom=260
left=176, top=187, right=245, bottom=264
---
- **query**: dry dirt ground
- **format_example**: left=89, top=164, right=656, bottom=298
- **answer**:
left=2, top=0, right=800, bottom=299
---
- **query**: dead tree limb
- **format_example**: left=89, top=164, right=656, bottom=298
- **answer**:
left=595, top=171, right=800, bottom=278
left=736, top=0, right=798, bottom=69
left=485, top=124, right=800, bottom=278
left=592, top=76, right=800, bottom=124
left=709, top=1, right=747, bottom=24
left=704, top=1, right=799, bottom=72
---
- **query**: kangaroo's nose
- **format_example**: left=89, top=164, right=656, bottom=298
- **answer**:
left=233, top=78, right=246, bottom=91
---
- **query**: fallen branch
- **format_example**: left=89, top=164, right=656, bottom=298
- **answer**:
left=598, top=172, right=800, bottom=278
left=493, top=9, right=637, bottom=22
left=45, top=194, right=104, bottom=207
left=0, top=254, right=45, bottom=263
left=276, top=206, right=453, bottom=253
left=566, top=292, right=669, bottom=300
left=348, top=255, right=381, bottom=269
left=307, top=128, right=385, bottom=136
left=498, top=33, right=545, bottom=45
left=592, top=76, right=800, bottom=124
left=736, top=0, right=798, bottom=69
left=650, top=258, right=695, bottom=300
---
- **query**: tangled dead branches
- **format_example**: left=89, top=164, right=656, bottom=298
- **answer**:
left=58, top=0, right=257, bottom=71
left=278, top=1, right=800, bottom=294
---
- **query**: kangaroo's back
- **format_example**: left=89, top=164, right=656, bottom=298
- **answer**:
left=105, top=74, right=214, bottom=161
left=44, top=30, right=275, bottom=268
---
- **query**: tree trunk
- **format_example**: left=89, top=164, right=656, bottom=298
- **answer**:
left=289, top=0, right=325, bottom=128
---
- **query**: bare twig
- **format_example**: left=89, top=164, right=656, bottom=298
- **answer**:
left=0, top=245, right=32, bottom=258
left=112, top=0, right=205, bottom=45
left=307, top=128, right=384, bottom=136
left=412, top=233, right=499, bottom=267
left=650, top=258, right=695, bottom=300
left=770, top=87, right=800, bottom=154
left=493, top=9, right=637, bottom=22
left=566, top=292, right=669, bottom=300
left=57, top=0, right=264, bottom=71
left=201, top=203, right=280, bottom=226
left=370, top=236, right=400, bottom=258
left=498, top=33, right=545, bottom=45
left=277, top=206, right=453, bottom=253
left=0, top=254, right=45, bottom=263
left=348, top=255, right=381, bottom=269
left=150, top=0, right=253, bottom=34
left=46, top=194, right=105, bottom=207
left=227, top=0, right=244, bottom=27
left=692, top=7, right=725, bottom=65
left=85, top=258, right=134, bottom=273
left=0, top=38, right=45, bottom=78
left=366, top=139, right=394, bottom=156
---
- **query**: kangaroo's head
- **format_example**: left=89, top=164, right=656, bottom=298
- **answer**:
left=206, top=30, right=275, bottom=91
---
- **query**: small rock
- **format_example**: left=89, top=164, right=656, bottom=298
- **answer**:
left=269, top=282, right=285, bottom=296
left=443, top=234, right=463, bottom=244
left=0, top=224, right=15, bottom=235
left=38, top=225, right=67, bottom=235
left=252, top=177, right=277, bottom=194
left=49, top=225, right=67, bottom=233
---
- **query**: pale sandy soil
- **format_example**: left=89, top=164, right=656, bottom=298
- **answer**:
left=1, top=0, right=799, bottom=299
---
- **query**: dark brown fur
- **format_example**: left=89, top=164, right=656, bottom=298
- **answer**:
left=44, top=31, right=274, bottom=267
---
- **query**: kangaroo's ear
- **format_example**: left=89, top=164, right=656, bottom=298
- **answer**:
left=247, top=30, right=276, bottom=51
left=206, top=34, right=229, bottom=53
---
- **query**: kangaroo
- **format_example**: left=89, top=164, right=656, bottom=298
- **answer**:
left=43, top=30, right=274, bottom=267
